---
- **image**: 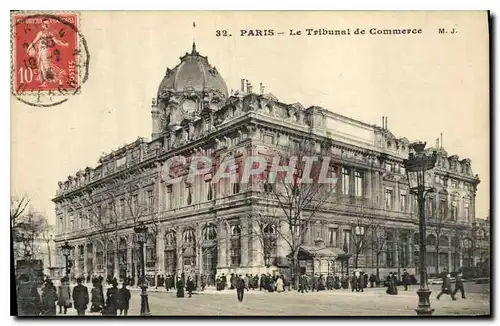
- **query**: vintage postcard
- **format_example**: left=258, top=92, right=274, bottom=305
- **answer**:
left=10, top=11, right=490, bottom=317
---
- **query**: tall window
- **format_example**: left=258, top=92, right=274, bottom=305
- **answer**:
left=385, top=189, right=393, bottom=210
left=167, top=185, right=174, bottom=209
left=385, top=163, right=392, bottom=172
left=464, top=203, right=470, bottom=221
left=263, top=224, right=278, bottom=265
left=386, top=231, right=394, bottom=267
left=328, top=227, right=337, bottom=247
left=132, top=194, right=139, bottom=213
left=69, top=214, right=74, bottom=231
left=451, top=180, right=457, bottom=188
left=400, top=192, right=407, bottom=212
left=425, top=199, right=434, bottom=218
left=230, top=225, right=241, bottom=266
left=147, top=190, right=154, bottom=213
left=342, top=168, right=350, bottom=195
left=451, top=202, right=458, bottom=220
left=355, top=171, right=363, bottom=197
left=440, top=198, right=447, bottom=219
left=120, top=198, right=125, bottom=217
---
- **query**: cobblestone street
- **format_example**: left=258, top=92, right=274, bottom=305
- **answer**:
left=62, top=283, right=490, bottom=316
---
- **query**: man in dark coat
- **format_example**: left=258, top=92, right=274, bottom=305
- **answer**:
left=359, top=272, right=366, bottom=292
left=221, top=274, right=227, bottom=289
left=351, top=272, right=358, bottom=292
left=311, top=274, right=318, bottom=292
left=452, top=271, right=466, bottom=299
left=186, top=276, right=195, bottom=298
left=72, top=277, right=89, bottom=316
left=402, top=269, right=411, bottom=291
left=116, top=282, right=131, bottom=316
left=299, top=273, right=308, bottom=293
left=236, top=275, right=245, bottom=302
left=437, top=273, right=456, bottom=300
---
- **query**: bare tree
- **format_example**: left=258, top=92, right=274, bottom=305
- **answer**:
left=262, top=142, right=336, bottom=286
left=13, top=211, right=48, bottom=260
left=349, top=210, right=378, bottom=269
left=40, top=221, right=55, bottom=268
left=370, top=221, right=388, bottom=281
left=11, top=195, right=30, bottom=229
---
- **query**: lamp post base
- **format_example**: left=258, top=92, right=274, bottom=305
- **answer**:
left=140, top=286, right=151, bottom=316
left=415, top=289, right=434, bottom=316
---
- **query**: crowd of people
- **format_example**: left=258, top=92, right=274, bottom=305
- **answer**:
left=16, top=275, right=132, bottom=316
left=16, top=267, right=467, bottom=316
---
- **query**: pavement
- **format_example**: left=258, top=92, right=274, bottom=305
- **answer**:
left=57, top=282, right=490, bottom=316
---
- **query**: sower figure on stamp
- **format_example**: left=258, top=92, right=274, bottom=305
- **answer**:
left=26, top=18, right=69, bottom=87
left=452, top=271, right=466, bottom=299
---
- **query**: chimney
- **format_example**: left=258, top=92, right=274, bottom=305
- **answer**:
left=240, top=79, right=245, bottom=92
left=248, top=83, right=253, bottom=94
left=385, top=116, right=388, bottom=129
left=440, top=132, right=443, bottom=149
left=382, top=116, right=385, bottom=129
left=260, top=83, right=264, bottom=95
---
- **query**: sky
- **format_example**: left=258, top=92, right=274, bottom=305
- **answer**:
left=11, top=11, right=489, bottom=224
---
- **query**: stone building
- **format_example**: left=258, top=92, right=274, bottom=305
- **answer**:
left=52, top=43, right=481, bottom=284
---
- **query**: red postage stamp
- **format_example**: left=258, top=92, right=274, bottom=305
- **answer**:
left=12, top=13, right=80, bottom=95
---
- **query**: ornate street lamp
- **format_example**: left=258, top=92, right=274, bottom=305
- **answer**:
left=134, top=222, right=150, bottom=316
left=61, top=240, right=74, bottom=277
left=404, top=141, right=437, bottom=316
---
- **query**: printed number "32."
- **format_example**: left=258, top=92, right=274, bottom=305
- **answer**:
left=215, top=30, right=229, bottom=37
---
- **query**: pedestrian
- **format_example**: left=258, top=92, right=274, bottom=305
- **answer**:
left=72, top=277, right=89, bottom=316
left=452, top=271, right=466, bottom=299
left=311, top=274, right=318, bottom=292
left=359, top=272, right=366, bottom=292
left=90, top=280, right=104, bottom=313
left=244, top=274, right=250, bottom=291
left=351, top=272, right=358, bottom=292
left=41, top=279, right=58, bottom=316
left=386, top=273, right=398, bottom=295
left=201, top=273, right=207, bottom=291
left=176, top=275, right=185, bottom=298
left=402, top=269, right=410, bottom=291
left=436, top=273, right=456, bottom=301
left=103, top=279, right=119, bottom=316
left=369, top=273, right=376, bottom=288
left=236, top=275, right=245, bottom=302
left=186, top=276, right=195, bottom=298
left=116, top=282, right=131, bottom=316
left=57, top=277, right=72, bottom=315
left=276, top=275, right=284, bottom=293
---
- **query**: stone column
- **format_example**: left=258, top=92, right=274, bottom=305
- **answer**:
left=448, top=236, right=452, bottom=272
left=408, top=232, right=414, bottom=267
left=394, top=230, right=400, bottom=275
left=459, top=250, right=463, bottom=268
left=252, top=218, right=264, bottom=267
left=366, top=170, right=372, bottom=205
left=176, top=231, right=183, bottom=275
left=83, top=243, right=88, bottom=276
left=379, top=173, right=385, bottom=209
left=394, top=178, right=400, bottom=212
left=217, top=220, right=227, bottom=268
left=158, top=229, right=165, bottom=276
left=240, top=216, right=249, bottom=267
left=127, top=235, right=133, bottom=281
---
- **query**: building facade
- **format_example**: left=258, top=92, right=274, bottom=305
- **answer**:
left=52, top=44, right=482, bottom=284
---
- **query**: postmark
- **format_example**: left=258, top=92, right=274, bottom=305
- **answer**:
left=11, top=12, right=90, bottom=107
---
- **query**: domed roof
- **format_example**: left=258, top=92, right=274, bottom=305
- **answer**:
left=158, top=43, right=228, bottom=98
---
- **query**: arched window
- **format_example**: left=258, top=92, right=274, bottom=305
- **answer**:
left=427, top=234, right=437, bottom=246
left=230, top=225, right=241, bottom=266
left=203, top=224, right=217, bottom=241
left=263, top=224, right=278, bottom=266
left=439, top=235, right=449, bottom=248
left=183, top=229, right=195, bottom=244
left=164, top=231, right=177, bottom=275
